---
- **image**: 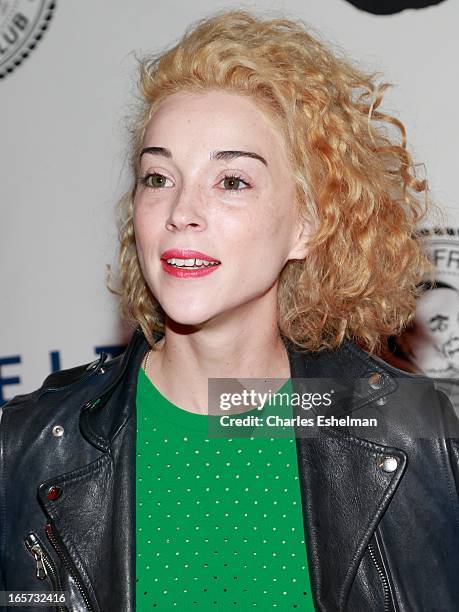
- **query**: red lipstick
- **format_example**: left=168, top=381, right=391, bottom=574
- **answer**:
left=160, top=248, right=221, bottom=279
left=160, top=249, right=220, bottom=262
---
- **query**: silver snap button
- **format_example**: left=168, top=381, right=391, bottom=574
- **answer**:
left=376, top=396, right=387, bottom=406
left=100, top=368, right=105, bottom=374
left=52, top=425, right=64, bottom=437
left=368, top=372, right=383, bottom=390
left=380, top=456, right=398, bottom=472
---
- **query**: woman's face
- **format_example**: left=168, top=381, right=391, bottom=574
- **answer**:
left=133, top=89, right=311, bottom=329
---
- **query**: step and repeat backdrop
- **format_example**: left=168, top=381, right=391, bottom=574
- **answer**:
left=1, top=0, right=458, bottom=404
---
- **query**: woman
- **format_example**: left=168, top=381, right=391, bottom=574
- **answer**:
left=1, top=9, right=458, bottom=612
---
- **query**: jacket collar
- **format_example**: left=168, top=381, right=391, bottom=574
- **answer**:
left=80, top=327, right=152, bottom=452
left=283, top=333, right=398, bottom=410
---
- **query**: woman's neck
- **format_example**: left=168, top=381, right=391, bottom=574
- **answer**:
left=143, top=329, right=291, bottom=415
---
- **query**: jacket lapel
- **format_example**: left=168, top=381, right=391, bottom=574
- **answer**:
left=284, top=337, right=407, bottom=610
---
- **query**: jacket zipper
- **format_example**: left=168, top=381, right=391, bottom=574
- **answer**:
left=367, top=536, right=395, bottom=612
left=24, top=532, right=67, bottom=612
left=44, top=522, right=95, bottom=612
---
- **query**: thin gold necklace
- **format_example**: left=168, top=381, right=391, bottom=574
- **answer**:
left=143, top=348, right=152, bottom=374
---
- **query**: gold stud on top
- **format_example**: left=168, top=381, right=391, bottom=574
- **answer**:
left=368, top=372, right=383, bottom=390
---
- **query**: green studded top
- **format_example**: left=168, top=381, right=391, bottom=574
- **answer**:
left=135, top=366, right=315, bottom=610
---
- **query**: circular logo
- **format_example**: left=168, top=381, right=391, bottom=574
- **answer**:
left=386, top=228, right=459, bottom=378
left=0, top=0, right=56, bottom=80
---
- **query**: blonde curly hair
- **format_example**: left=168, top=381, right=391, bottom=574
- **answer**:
left=107, top=8, right=441, bottom=353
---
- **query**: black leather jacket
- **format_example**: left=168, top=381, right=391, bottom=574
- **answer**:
left=1, top=326, right=458, bottom=611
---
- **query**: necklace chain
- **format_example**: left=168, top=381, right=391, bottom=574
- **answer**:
left=143, top=348, right=152, bottom=374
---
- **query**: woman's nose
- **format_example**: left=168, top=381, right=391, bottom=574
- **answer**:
left=166, top=185, right=207, bottom=231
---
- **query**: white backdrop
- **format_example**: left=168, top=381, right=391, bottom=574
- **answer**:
left=1, top=0, right=458, bottom=402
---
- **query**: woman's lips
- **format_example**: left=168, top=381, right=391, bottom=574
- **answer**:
left=160, top=249, right=220, bottom=262
left=161, top=260, right=221, bottom=278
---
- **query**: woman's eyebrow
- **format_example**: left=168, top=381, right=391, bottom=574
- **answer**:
left=140, top=146, right=171, bottom=160
left=210, top=150, right=268, bottom=167
left=139, top=146, right=268, bottom=167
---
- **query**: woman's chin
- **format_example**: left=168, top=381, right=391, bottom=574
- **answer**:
left=163, top=308, right=218, bottom=329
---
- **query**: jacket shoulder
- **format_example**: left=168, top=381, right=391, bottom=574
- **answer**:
left=342, top=338, right=432, bottom=381
left=293, top=336, right=430, bottom=383
left=41, top=353, right=109, bottom=389
left=1, top=352, right=122, bottom=413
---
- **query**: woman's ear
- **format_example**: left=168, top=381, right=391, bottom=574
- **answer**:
left=287, top=216, right=313, bottom=262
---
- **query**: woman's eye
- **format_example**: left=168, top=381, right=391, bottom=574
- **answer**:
left=220, top=174, right=251, bottom=191
left=138, top=173, right=172, bottom=189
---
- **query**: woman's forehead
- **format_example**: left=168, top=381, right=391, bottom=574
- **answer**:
left=145, top=90, right=280, bottom=137
left=142, top=90, right=289, bottom=167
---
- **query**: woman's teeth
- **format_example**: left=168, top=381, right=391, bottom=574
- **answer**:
left=165, top=258, right=220, bottom=268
